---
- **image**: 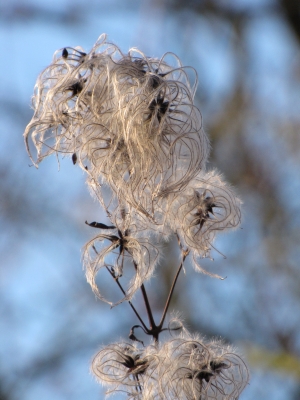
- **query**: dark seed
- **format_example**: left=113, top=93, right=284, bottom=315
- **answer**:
left=62, top=48, right=68, bottom=58
left=72, top=153, right=77, bottom=165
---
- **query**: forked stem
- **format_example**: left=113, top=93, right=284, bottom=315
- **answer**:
left=158, top=248, right=189, bottom=330
left=103, top=239, right=189, bottom=343
left=135, top=242, right=189, bottom=343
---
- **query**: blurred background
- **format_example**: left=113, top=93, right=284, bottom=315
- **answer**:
left=1, top=0, right=300, bottom=399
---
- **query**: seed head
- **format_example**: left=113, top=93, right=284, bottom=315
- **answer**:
left=24, top=34, right=210, bottom=219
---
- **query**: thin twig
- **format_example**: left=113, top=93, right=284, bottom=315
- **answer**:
left=91, top=242, right=147, bottom=331
left=105, top=265, right=148, bottom=332
left=136, top=267, right=156, bottom=331
left=158, top=248, right=189, bottom=329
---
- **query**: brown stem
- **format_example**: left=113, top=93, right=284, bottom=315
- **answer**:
left=158, top=249, right=189, bottom=329
left=134, top=262, right=156, bottom=332
left=105, top=265, right=148, bottom=332
left=91, top=245, right=147, bottom=331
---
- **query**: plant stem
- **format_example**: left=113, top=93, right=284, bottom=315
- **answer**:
left=105, top=265, right=148, bottom=332
left=133, top=262, right=156, bottom=333
left=158, top=249, right=189, bottom=329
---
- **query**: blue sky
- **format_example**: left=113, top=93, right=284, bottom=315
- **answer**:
left=1, top=1, right=299, bottom=399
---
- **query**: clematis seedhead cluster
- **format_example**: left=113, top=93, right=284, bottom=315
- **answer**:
left=92, top=332, right=249, bottom=399
left=24, top=34, right=241, bottom=302
left=24, top=34, right=248, bottom=399
left=24, top=33, right=209, bottom=216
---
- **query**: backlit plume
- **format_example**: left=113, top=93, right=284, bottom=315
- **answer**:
left=24, top=34, right=248, bottom=399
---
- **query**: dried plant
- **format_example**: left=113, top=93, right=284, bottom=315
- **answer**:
left=24, top=34, right=248, bottom=399
left=166, top=170, right=242, bottom=275
left=91, top=333, right=249, bottom=399
left=24, top=33, right=209, bottom=219
left=91, top=342, right=157, bottom=397
left=160, top=333, right=249, bottom=399
left=83, top=216, right=160, bottom=306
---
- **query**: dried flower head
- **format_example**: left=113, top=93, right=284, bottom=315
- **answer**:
left=24, top=33, right=210, bottom=218
left=25, top=33, right=248, bottom=400
left=167, top=170, right=241, bottom=270
left=83, top=215, right=159, bottom=306
left=91, top=331, right=249, bottom=399
left=91, top=341, right=159, bottom=398
left=156, top=333, right=249, bottom=400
